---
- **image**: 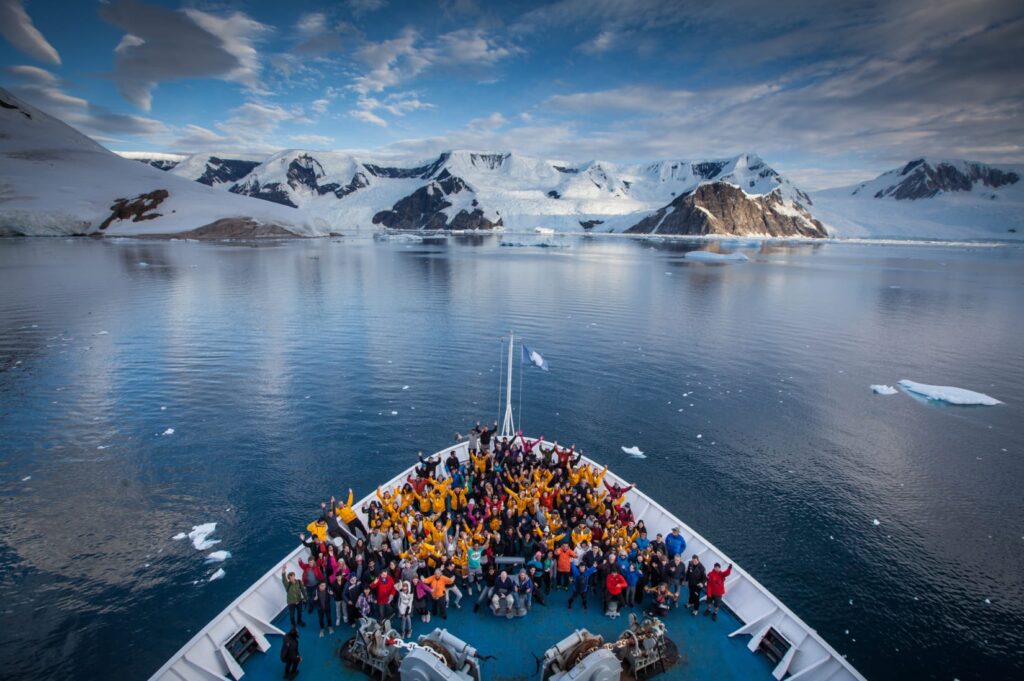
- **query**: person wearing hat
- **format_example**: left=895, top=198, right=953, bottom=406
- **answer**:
left=684, top=554, right=707, bottom=616
left=665, top=527, right=686, bottom=559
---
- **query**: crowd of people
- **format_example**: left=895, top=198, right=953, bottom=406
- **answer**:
left=279, top=422, right=733, bottom=675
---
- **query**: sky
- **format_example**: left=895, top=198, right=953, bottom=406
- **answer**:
left=1, top=0, right=1022, bottom=189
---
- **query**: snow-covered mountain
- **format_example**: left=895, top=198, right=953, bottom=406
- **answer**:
left=0, top=89, right=318, bottom=237
left=812, top=159, right=1024, bottom=240
left=191, top=148, right=824, bottom=236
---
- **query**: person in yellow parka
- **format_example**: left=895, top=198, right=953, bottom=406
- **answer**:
left=333, top=489, right=367, bottom=539
left=306, top=516, right=328, bottom=542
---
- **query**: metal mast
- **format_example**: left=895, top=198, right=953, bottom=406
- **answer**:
left=499, top=332, right=515, bottom=438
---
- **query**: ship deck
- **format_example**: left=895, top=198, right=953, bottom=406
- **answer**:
left=241, top=588, right=773, bottom=681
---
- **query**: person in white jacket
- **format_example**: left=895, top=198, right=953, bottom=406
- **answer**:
left=396, top=580, right=415, bottom=639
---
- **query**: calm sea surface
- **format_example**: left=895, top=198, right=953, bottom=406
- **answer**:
left=0, top=235, right=1022, bottom=680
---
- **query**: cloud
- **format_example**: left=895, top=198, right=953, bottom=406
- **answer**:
left=578, top=30, right=617, bottom=55
left=351, top=109, right=387, bottom=127
left=289, top=133, right=336, bottom=147
left=349, top=0, right=387, bottom=18
left=348, top=26, right=518, bottom=126
left=0, top=0, right=60, bottom=65
left=99, top=0, right=270, bottom=110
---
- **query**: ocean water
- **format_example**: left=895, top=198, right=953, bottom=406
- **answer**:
left=0, top=235, right=1022, bottom=681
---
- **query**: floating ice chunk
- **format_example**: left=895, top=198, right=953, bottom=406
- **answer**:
left=188, top=523, right=220, bottom=550
left=208, top=568, right=225, bottom=582
left=160, top=406, right=166, bottom=410
left=402, top=385, right=410, bottom=390
left=95, top=330, right=109, bottom=336
left=172, top=532, right=187, bottom=541
left=21, top=476, right=31, bottom=482
left=621, top=446, right=646, bottom=458
left=984, top=598, right=991, bottom=604
left=684, top=251, right=749, bottom=263
left=391, top=410, right=398, bottom=415
left=696, top=434, right=703, bottom=439
left=138, top=262, right=149, bottom=267
left=871, top=385, right=898, bottom=395
left=205, top=550, right=232, bottom=563
left=897, top=380, right=1002, bottom=406
left=162, top=428, right=175, bottom=436
left=872, top=519, right=881, bottom=526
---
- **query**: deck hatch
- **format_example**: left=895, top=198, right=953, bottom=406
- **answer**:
left=225, top=627, right=259, bottom=665
left=757, top=628, right=791, bottom=665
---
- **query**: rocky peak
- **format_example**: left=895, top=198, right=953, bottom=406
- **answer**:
left=867, top=159, right=1021, bottom=200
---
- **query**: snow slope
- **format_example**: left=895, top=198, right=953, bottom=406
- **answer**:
left=213, top=148, right=821, bottom=234
left=0, top=89, right=318, bottom=237
left=812, top=159, right=1024, bottom=240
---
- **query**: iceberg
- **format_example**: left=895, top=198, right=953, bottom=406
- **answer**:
left=684, top=251, right=749, bottom=262
left=897, top=380, right=1002, bottom=406
left=162, top=428, right=175, bottom=436
left=171, top=532, right=187, bottom=541
left=871, top=385, right=898, bottom=395
left=208, top=568, right=225, bottom=582
left=188, top=523, right=220, bottom=551
left=205, top=550, right=231, bottom=563
left=621, top=445, right=646, bottom=458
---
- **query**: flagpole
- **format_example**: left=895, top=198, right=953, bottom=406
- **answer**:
left=500, top=331, right=515, bottom=438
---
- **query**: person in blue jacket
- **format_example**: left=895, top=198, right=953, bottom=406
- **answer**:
left=665, top=527, right=686, bottom=559
left=623, top=562, right=642, bottom=606
left=567, top=560, right=597, bottom=610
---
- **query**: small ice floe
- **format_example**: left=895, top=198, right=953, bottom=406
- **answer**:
left=97, top=445, right=107, bottom=450
left=390, top=410, right=398, bottom=415
left=188, top=523, right=220, bottom=550
left=684, top=251, right=749, bottom=263
left=872, top=519, right=881, bottom=526
left=21, top=476, right=32, bottom=482
left=162, top=428, right=175, bottom=436
left=138, top=262, right=149, bottom=267
left=897, top=380, right=1002, bottom=406
left=696, top=434, right=703, bottom=439
left=621, top=446, right=646, bottom=458
left=172, top=532, right=187, bottom=541
left=205, top=550, right=231, bottom=563
left=985, top=598, right=991, bottom=604
left=95, top=331, right=109, bottom=336
left=304, top=395, right=311, bottom=399
left=160, top=406, right=166, bottom=411
left=871, top=385, right=898, bottom=395
left=208, top=568, right=226, bottom=582
left=402, top=385, right=410, bottom=390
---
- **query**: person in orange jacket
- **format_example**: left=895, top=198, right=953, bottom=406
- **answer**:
left=704, top=563, right=732, bottom=621
left=554, top=543, right=574, bottom=590
left=422, top=568, right=455, bottom=620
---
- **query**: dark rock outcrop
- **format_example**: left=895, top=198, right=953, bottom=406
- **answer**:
left=625, top=182, right=826, bottom=238
left=372, top=173, right=500, bottom=230
left=691, top=161, right=727, bottom=179
left=547, top=190, right=561, bottom=199
left=364, top=153, right=449, bottom=180
left=553, top=165, right=579, bottom=174
left=229, top=178, right=296, bottom=207
left=579, top=219, right=604, bottom=229
left=132, top=158, right=180, bottom=171
left=197, top=157, right=260, bottom=186
left=863, top=159, right=1020, bottom=200
left=99, top=190, right=169, bottom=230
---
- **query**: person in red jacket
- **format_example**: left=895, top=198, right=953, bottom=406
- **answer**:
left=370, top=572, right=397, bottom=621
left=704, top=563, right=732, bottom=621
left=605, top=571, right=628, bottom=616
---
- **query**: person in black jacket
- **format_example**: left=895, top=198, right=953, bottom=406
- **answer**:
left=314, top=582, right=333, bottom=636
left=684, top=555, right=707, bottom=616
left=281, top=628, right=301, bottom=679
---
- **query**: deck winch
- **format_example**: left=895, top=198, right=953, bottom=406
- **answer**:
left=341, top=618, right=482, bottom=681
left=539, top=615, right=677, bottom=681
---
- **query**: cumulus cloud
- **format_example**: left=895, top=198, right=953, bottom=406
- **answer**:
left=0, top=0, right=60, bottom=64
left=348, top=26, right=518, bottom=126
left=100, top=0, right=270, bottom=110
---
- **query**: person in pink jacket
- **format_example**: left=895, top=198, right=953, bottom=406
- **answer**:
left=704, top=562, right=732, bottom=621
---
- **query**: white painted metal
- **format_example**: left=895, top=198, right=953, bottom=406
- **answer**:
left=499, top=333, right=515, bottom=438
left=148, top=438, right=866, bottom=681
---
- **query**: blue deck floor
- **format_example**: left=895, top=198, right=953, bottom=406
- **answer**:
left=242, top=588, right=773, bottom=681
